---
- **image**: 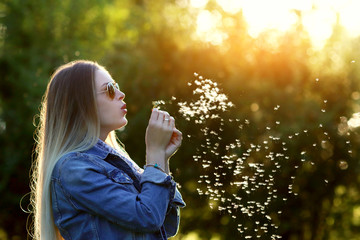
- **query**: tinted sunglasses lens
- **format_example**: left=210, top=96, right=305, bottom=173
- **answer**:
left=107, top=82, right=115, bottom=99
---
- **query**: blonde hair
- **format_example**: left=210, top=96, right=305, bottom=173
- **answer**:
left=30, top=60, right=124, bottom=240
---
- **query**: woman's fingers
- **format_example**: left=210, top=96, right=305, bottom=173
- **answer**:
left=147, top=109, right=181, bottom=160
left=156, top=110, right=174, bottom=127
left=150, top=108, right=159, bottom=123
left=169, top=116, right=175, bottom=128
left=165, top=128, right=183, bottom=159
left=160, top=111, right=170, bottom=121
left=149, top=109, right=176, bottom=133
left=174, top=128, right=182, bottom=138
left=171, top=128, right=182, bottom=143
left=150, top=109, right=171, bottom=125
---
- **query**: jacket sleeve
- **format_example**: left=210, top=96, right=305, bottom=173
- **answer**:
left=163, top=188, right=186, bottom=237
left=55, top=153, right=175, bottom=233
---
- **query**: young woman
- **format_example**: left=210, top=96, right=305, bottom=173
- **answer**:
left=31, top=60, right=185, bottom=240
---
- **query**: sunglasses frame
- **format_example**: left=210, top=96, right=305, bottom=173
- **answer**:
left=98, top=82, right=120, bottom=99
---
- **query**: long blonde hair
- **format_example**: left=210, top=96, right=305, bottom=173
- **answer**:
left=30, top=60, right=124, bottom=240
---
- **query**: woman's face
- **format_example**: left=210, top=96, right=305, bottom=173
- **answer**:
left=95, top=69, right=127, bottom=140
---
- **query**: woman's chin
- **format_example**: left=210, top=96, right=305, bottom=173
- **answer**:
left=117, top=118, right=128, bottom=129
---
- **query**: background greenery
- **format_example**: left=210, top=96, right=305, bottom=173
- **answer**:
left=0, top=0, right=359, bottom=239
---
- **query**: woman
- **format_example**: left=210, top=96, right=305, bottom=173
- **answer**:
left=30, top=60, right=185, bottom=240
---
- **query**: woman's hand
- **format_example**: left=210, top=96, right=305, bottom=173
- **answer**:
left=145, top=109, right=175, bottom=171
left=165, top=128, right=182, bottom=160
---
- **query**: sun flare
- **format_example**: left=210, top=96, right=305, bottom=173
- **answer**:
left=190, top=0, right=360, bottom=48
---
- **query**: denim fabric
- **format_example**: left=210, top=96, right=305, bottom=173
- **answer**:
left=51, top=140, right=185, bottom=240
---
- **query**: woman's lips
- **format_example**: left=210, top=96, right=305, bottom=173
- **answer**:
left=121, top=104, right=127, bottom=110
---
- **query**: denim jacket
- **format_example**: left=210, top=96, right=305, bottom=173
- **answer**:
left=51, top=140, right=186, bottom=240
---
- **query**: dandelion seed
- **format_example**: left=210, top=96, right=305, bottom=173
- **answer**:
left=152, top=100, right=166, bottom=109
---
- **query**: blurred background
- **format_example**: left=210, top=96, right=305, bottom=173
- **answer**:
left=0, top=0, right=360, bottom=239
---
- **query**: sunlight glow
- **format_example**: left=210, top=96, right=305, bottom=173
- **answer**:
left=302, top=9, right=337, bottom=49
left=190, top=0, right=208, bottom=8
left=338, top=0, right=360, bottom=37
left=196, top=10, right=228, bottom=45
left=216, top=0, right=242, bottom=14
left=240, top=0, right=298, bottom=38
left=190, top=0, right=360, bottom=48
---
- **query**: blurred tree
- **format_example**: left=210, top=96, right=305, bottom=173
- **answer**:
left=0, top=0, right=109, bottom=237
left=0, top=0, right=359, bottom=239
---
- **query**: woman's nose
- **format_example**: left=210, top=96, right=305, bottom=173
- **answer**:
left=117, top=90, right=125, bottom=100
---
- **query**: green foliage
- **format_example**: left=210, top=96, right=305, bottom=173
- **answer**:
left=0, top=0, right=359, bottom=239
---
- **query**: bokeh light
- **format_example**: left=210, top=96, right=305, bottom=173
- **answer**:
left=190, top=0, right=360, bottom=49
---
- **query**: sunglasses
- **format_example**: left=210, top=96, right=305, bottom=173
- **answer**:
left=98, top=82, right=120, bottom=99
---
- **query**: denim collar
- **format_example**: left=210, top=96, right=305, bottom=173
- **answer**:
left=84, top=139, right=144, bottom=177
left=82, top=139, right=117, bottom=159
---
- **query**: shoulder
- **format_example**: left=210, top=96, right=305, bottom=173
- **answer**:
left=52, top=151, right=107, bottom=181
